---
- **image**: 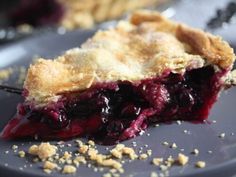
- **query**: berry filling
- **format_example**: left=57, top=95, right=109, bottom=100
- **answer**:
left=1, top=66, right=226, bottom=144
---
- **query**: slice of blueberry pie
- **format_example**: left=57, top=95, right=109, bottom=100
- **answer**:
left=1, top=11, right=235, bottom=144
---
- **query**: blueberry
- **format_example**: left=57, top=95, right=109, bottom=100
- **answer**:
left=43, top=109, right=69, bottom=129
left=177, top=90, right=194, bottom=108
left=106, top=121, right=124, bottom=136
left=95, top=94, right=109, bottom=108
left=121, top=104, right=141, bottom=118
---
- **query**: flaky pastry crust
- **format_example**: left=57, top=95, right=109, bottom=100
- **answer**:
left=24, top=10, right=235, bottom=106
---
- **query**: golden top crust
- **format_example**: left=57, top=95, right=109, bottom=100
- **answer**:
left=24, top=10, right=235, bottom=106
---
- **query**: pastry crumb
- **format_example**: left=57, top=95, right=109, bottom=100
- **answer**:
left=62, top=165, right=77, bottom=174
left=79, top=145, right=89, bottom=154
left=43, top=169, right=52, bottom=174
left=115, top=144, right=125, bottom=151
left=28, top=142, right=57, bottom=160
left=12, top=145, right=18, bottom=150
left=159, top=164, right=168, bottom=171
left=166, top=156, right=175, bottom=165
left=110, top=144, right=137, bottom=160
left=100, top=159, right=123, bottom=170
left=152, top=158, right=163, bottom=166
left=147, top=149, right=152, bottom=156
left=62, top=151, right=72, bottom=159
left=18, top=150, right=26, bottom=158
left=170, top=143, right=177, bottom=149
left=195, top=161, right=206, bottom=168
left=75, top=139, right=84, bottom=146
left=88, top=140, right=95, bottom=146
left=177, top=153, right=189, bottom=166
left=43, top=161, right=58, bottom=170
left=74, top=156, right=87, bottom=165
left=139, top=153, right=148, bottom=160
left=12, top=130, right=208, bottom=177
left=28, top=145, right=39, bottom=155
left=122, top=147, right=138, bottom=160
left=150, top=171, right=158, bottom=177
left=110, top=149, right=122, bottom=159
left=103, top=173, right=112, bottom=177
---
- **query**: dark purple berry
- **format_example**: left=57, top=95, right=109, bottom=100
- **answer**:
left=106, top=121, right=124, bottom=136
left=42, top=109, right=69, bottom=129
left=178, top=91, right=194, bottom=107
left=121, top=104, right=141, bottom=118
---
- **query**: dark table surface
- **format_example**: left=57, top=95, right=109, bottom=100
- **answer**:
left=0, top=1, right=236, bottom=177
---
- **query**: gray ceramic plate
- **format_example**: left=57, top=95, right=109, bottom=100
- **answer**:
left=1, top=0, right=236, bottom=176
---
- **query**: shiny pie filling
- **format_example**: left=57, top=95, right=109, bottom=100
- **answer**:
left=1, top=66, right=226, bottom=144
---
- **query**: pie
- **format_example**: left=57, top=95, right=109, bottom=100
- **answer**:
left=1, top=11, right=235, bottom=144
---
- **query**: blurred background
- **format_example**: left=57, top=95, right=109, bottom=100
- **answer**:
left=0, top=0, right=167, bottom=44
left=0, top=0, right=235, bottom=46
left=0, top=0, right=166, bottom=29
